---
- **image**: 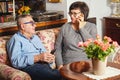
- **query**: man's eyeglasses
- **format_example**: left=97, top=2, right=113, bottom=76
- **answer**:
left=23, top=21, right=36, bottom=26
left=68, top=12, right=81, bottom=17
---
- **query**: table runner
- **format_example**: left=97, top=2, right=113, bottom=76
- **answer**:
left=83, top=66, right=120, bottom=80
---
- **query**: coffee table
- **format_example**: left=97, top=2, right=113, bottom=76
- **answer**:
left=60, top=61, right=120, bottom=80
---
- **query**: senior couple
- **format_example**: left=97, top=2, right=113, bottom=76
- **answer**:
left=6, top=1, right=97, bottom=80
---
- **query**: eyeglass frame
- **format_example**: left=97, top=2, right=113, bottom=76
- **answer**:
left=23, top=21, right=36, bottom=26
left=68, top=12, right=81, bottom=17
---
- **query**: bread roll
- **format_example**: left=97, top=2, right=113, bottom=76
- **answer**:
left=70, top=61, right=90, bottom=73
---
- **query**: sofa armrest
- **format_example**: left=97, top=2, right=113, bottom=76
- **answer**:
left=0, top=63, right=31, bottom=80
left=113, top=47, right=120, bottom=64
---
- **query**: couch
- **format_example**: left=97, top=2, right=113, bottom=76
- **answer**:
left=0, top=23, right=120, bottom=80
left=0, top=27, right=60, bottom=80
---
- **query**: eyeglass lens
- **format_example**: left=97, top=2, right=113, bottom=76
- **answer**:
left=69, top=12, right=81, bottom=16
left=24, top=21, right=35, bottom=26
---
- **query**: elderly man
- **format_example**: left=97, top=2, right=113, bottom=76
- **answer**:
left=6, top=14, right=61, bottom=80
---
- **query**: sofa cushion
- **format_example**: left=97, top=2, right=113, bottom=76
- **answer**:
left=36, top=28, right=60, bottom=69
left=37, top=29, right=56, bottom=53
left=0, top=36, right=11, bottom=65
left=0, top=63, right=31, bottom=80
left=0, top=39, right=7, bottom=64
left=113, top=48, right=120, bottom=64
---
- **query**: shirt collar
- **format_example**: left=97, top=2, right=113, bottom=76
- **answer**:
left=17, top=31, right=35, bottom=40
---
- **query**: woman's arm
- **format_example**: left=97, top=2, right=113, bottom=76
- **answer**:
left=54, top=27, right=64, bottom=68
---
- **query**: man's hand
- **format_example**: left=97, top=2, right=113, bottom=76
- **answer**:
left=39, top=52, right=55, bottom=63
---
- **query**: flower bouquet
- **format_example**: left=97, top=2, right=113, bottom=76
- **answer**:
left=18, top=6, right=31, bottom=15
left=78, top=34, right=119, bottom=61
left=78, top=34, right=119, bottom=75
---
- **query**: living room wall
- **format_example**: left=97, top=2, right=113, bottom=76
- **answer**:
left=46, top=0, right=111, bottom=37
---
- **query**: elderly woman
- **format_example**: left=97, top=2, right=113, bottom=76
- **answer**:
left=55, top=1, right=97, bottom=69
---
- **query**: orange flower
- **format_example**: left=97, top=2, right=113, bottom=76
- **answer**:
left=78, top=42, right=84, bottom=47
left=83, top=41, right=91, bottom=48
left=101, top=43, right=110, bottom=51
left=112, top=41, right=119, bottom=47
left=104, top=36, right=112, bottom=42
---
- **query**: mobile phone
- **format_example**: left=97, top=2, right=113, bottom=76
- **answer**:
left=50, top=49, right=56, bottom=54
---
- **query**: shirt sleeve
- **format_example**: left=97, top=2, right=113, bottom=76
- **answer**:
left=6, top=36, right=34, bottom=69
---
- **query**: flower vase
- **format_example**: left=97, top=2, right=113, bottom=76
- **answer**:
left=92, top=57, right=108, bottom=75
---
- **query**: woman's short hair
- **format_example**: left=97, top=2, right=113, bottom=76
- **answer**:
left=69, top=1, right=89, bottom=21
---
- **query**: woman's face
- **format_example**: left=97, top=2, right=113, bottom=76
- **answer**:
left=69, top=9, right=84, bottom=23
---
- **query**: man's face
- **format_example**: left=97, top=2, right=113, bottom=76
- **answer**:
left=20, top=16, right=36, bottom=36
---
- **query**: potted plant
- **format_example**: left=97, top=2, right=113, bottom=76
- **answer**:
left=78, top=34, right=119, bottom=75
left=18, top=6, right=31, bottom=15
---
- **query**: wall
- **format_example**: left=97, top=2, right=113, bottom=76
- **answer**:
left=46, top=0, right=111, bottom=37
left=46, top=0, right=67, bottom=18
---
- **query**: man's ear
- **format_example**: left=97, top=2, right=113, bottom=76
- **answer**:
left=20, top=24, right=25, bottom=30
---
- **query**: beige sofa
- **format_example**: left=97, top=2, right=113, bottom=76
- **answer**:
left=0, top=26, right=120, bottom=80
left=0, top=28, right=60, bottom=80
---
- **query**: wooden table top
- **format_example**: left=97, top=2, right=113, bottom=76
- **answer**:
left=60, top=61, right=120, bottom=80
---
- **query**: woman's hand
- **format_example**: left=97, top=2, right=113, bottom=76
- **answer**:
left=58, top=65, right=63, bottom=70
left=76, top=14, right=86, bottom=29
